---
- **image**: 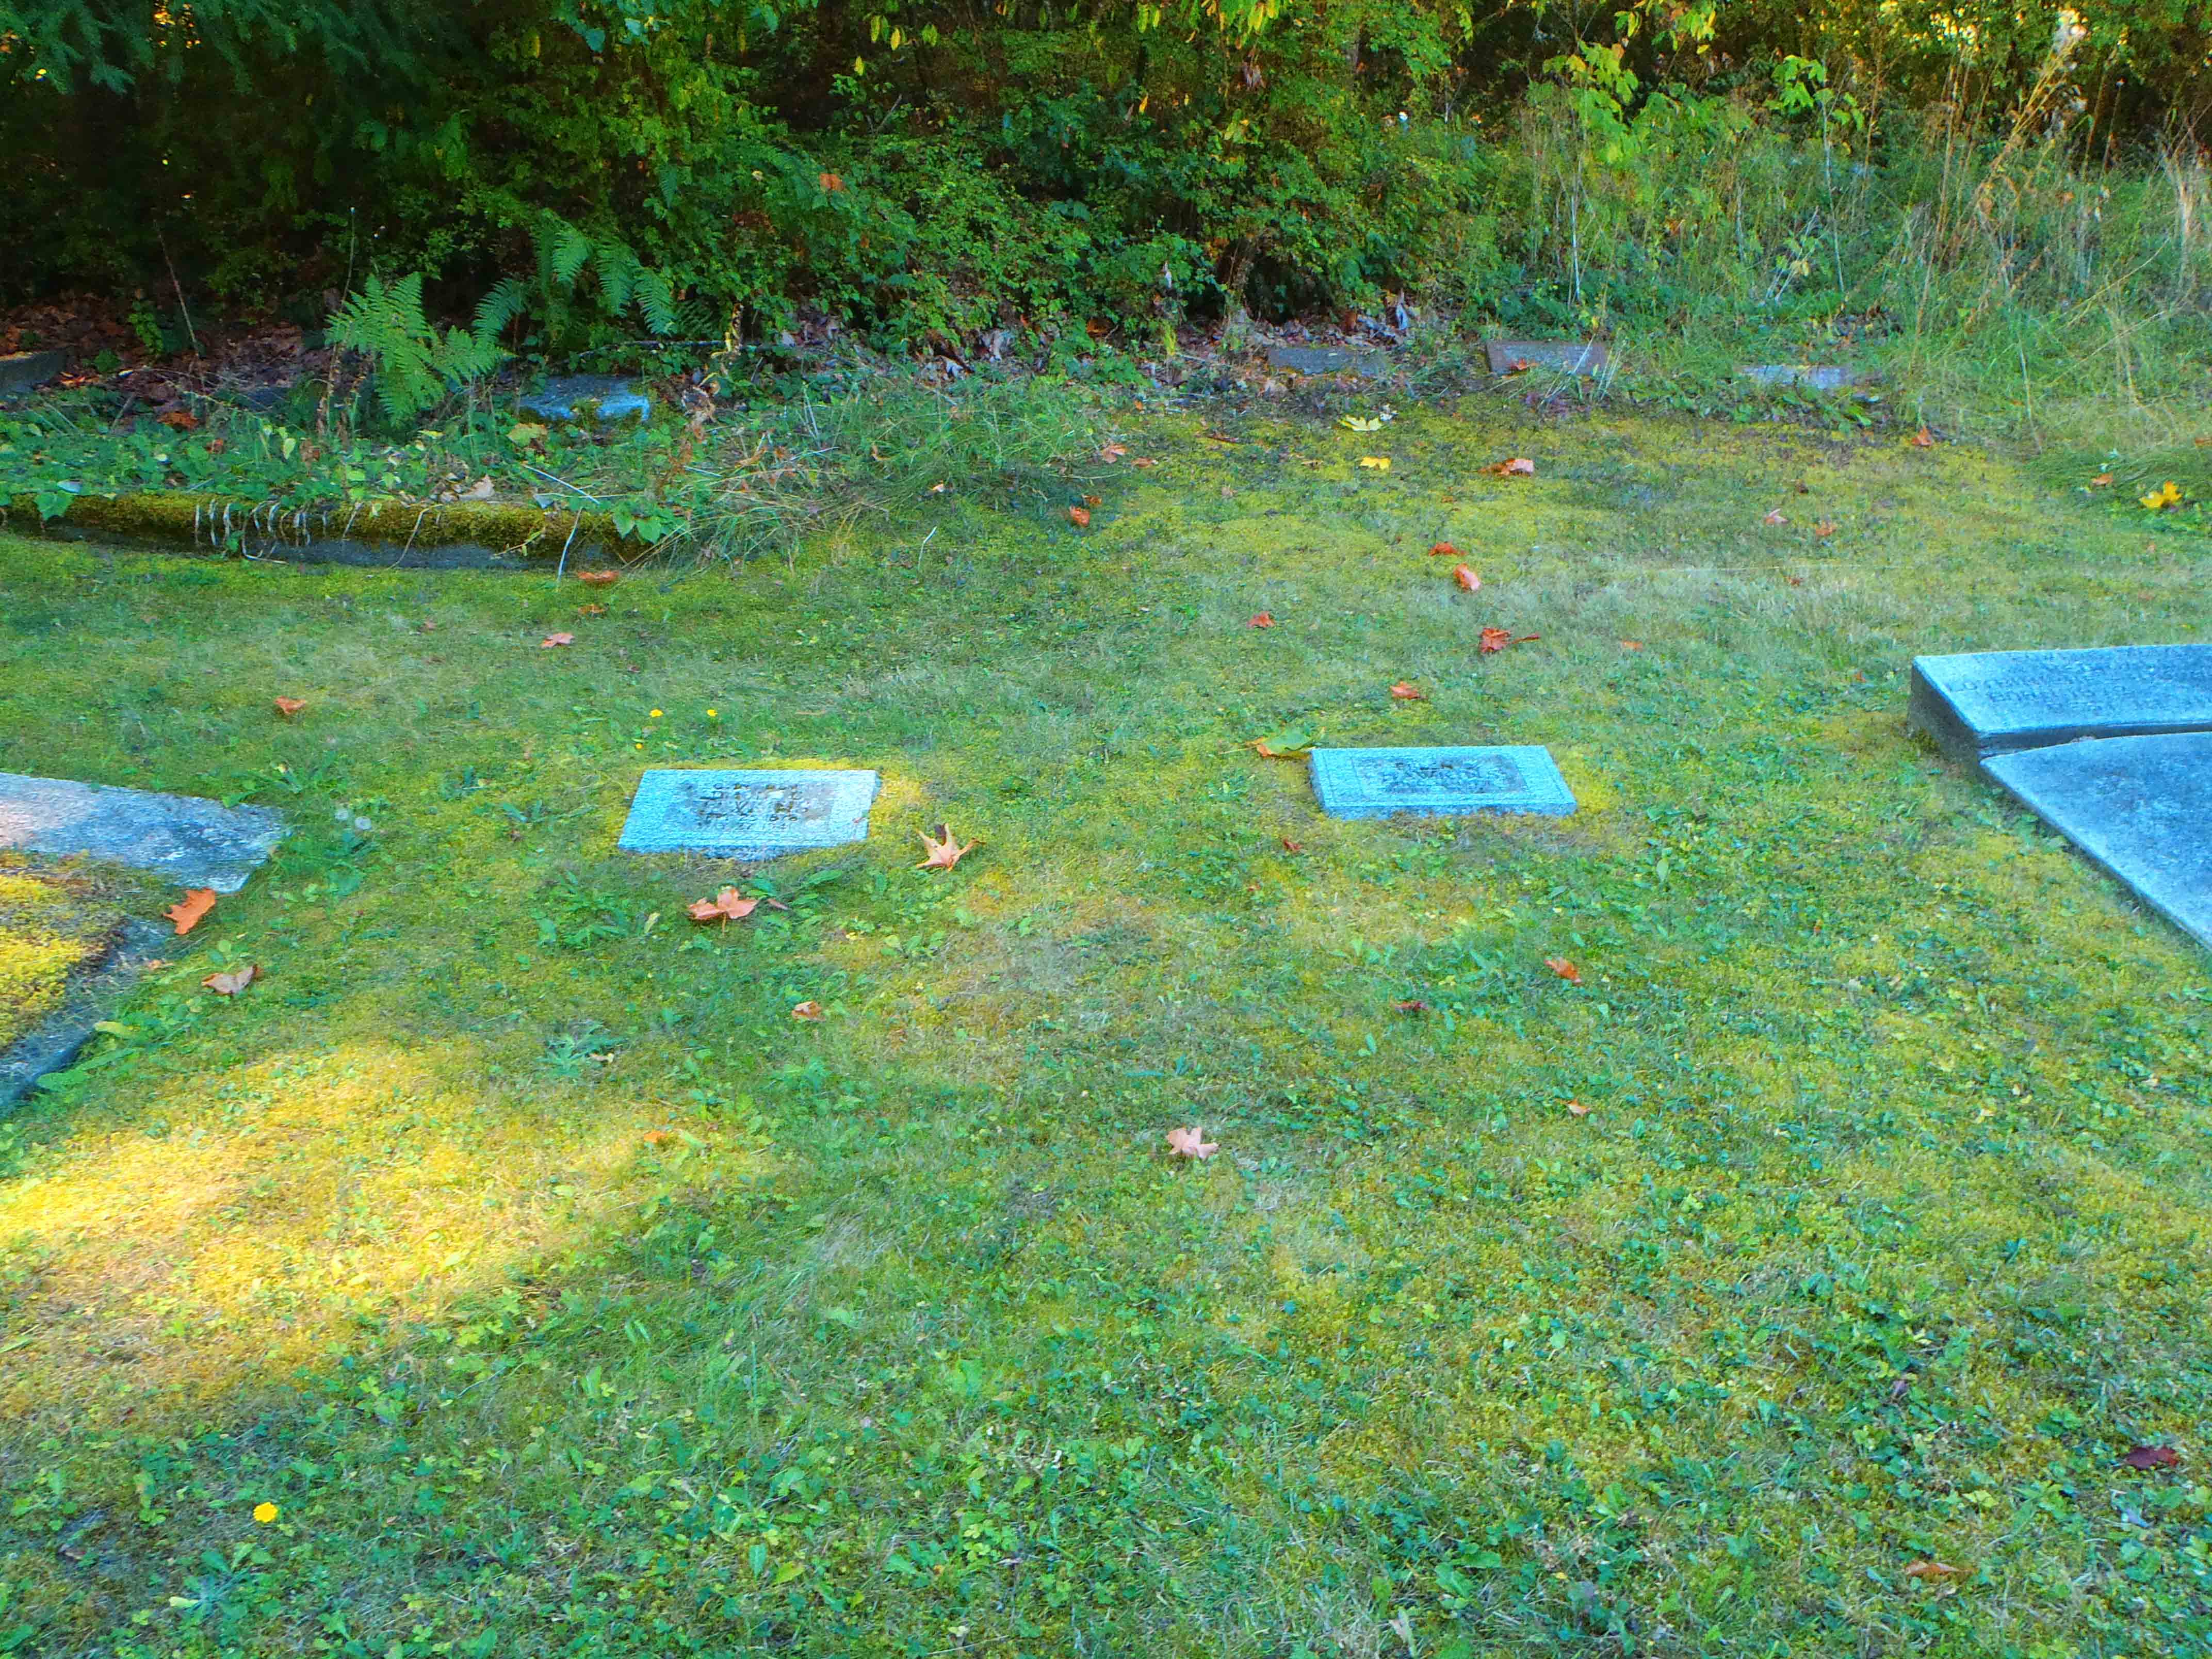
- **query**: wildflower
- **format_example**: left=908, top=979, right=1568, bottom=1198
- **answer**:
left=649, top=709, right=663, bottom=718
left=253, top=1502, right=279, bottom=1524
left=706, top=708, right=718, bottom=718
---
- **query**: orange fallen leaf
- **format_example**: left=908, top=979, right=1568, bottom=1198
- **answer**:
left=1619, top=639, right=1644, bottom=650
left=688, top=888, right=759, bottom=924
left=1131, top=457, right=1158, bottom=467
left=1429, top=540, right=1462, bottom=558
left=1389, top=681, right=1426, bottom=701
left=1083, top=493, right=1102, bottom=507
left=272, top=696, right=307, bottom=719
left=1487, top=456, right=1536, bottom=477
left=203, top=964, right=259, bottom=997
left=1909, top=425, right=1936, bottom=448
left=577, top=570, right=620, bottom=586
left=1166, top=1124, right=1218, bottom=1160
left=642, top=1129, right=677, bottom=1146
left=1068, top=506, right=1091, bottom=528
left=1545, top=956, right=1584, bottom=985
left=1762, top=508, right=1789, bottom=526
left=1567, top=1099, right=1591, bottom=1116
left=791, top=1000, right=825, bottom=1021
left=157, top=407, right=199, bottom=431
left=541, top=632, right=575, bottom=648
left=417, top=619, right=438, bottom=632
left=166, top=889, right=217, bottom=935
left=918, top=824, right=975, bottom=871
left=1453, top=564, right=1481, bottom=592
left=818, top=170, right=845, bottom=192
left=1248, top=612, right=1276, bottom=629
left=2121, top=1444, right=2183, bottom=1470
left=1280, top=837, right=1304, bottom=853
left=1814, top=518, right=1837, bottom=537
left=1392, top=998, right=1430, bottom=1014
left=2090, top=471, right=2115, bottom=487
left=1904, top=1561, right=1962, bottom=1580
left=576, top=603, right=608, bottom=617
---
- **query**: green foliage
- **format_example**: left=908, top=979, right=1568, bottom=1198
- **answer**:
left=327, top=272, right=508, bottom=424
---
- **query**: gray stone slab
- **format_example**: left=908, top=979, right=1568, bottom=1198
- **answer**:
left=0, top=774, right=285, bottom=893
left=1910, top=645, right=2212, bottom=765
left=1985, top=733, right=2212, bottom=952
left=1484, top=339, right=1607, bottom=377
left=619, top=768, right=880, bottom=860
left=1, top=917, right=167, bottom=1109
left=1265, top=345, right=1385, bottom=378
left=518, top=375, right=652, bottom=424
left=1738, top=364, right=1862, bottom=391
left=0, top=349, right=66, bottom=395
left=1309, top=746, right=1576, bottom=820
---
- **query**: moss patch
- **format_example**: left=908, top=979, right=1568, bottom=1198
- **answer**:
left=0, top=856, right=142, bottom=1051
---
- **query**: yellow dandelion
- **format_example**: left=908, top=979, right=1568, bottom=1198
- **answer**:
left=649, top=709, right=663, bottom=718
left=253, top=1502, right=279, bottom=1524
left=706, top=708, right=718, bottom=718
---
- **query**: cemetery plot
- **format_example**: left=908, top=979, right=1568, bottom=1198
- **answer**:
left=1909, top=645, right=2212, bottom=763
left=1983, top=733, right=2212, bottom=951
left=1309, top=745, right=1577, bottom=820
left=618, top=768, right=881, bottom=860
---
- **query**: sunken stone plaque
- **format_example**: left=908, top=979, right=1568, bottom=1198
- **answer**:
left=0, top=773, right=284, bottom=892
left=1309, top=746, right=1576, bottom=820
left=619, top=768, right=880, bottom=860
left=1984, top=734, right=2212, bottom=952
left=1910, top=645, right=2212, bottom=765
left=1738, top=364, right=1862, bottom=391
left=1484, top=339, right=1608, bottom=377
left=1265, top=345, right=1385, bottom=379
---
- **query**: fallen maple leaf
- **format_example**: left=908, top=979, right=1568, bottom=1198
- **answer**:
left=1763, top=508, right=1790, bottom=526
left=1068, top=505, right=1091, bottom=528
left=542, top=632, right=575, bottom=648
left=272, top=696, right=307, bottom=719
left=1909, top=425, right=1936, bottom=448
left=791, top=1000, right=825, bottom=1021
left=1619, top=639, right=1644, bottom=650
left=1083, top=493, right=1102, bottom=507
left=166, top=889, right=217, bottom=936
left=1814, top=518, right=1837, bottom=537
left=2089, top=471, right=2115, bottom=487
left=1453, top=563, right=1482, bottom=592
left=818, top=170, right=845, bottom=192
left=1390, top=681, right=1426, bottom=701
left=203, top=964, right=259, bottom=997
left=1247, top=725, right=1315, bottom=759
left=1280, top=837, right=1304, bottom=853
left=2121, top=1444, right=2183, bottom=1470
left=454, top=476, right=495, bottom=501
left=1545, top=956, right=1584, bottom=985
left=1392, top=998, right=1430, bottom=1014
left=1904, top=1561, right=1962, bottom=1580
left=1248, top=612, right=1276, bottom=629
left=1357, top=456, right=1391, bottom=471
left=157, top=406, right=199, bottom=431
left=918, top=825, right=975, bottom=871
left=1100, top=442, right=1127, bottom=461
left=2141, top=480, right=2183, bottom=511
left=1488, top=456, right=1536, bottom=477
left=643, top=1129, right=677, bottom=1147
left=1429, top=541, right=1462, bottom=558
left=577, top=570, right=620, bottom=586
left=1166, top=1124, right=1218, bottom=1159
left=576, top=603, right=608, bottom=617
left=1567, top=1099, right=1591, bottom=1116
left=1131, top=456, right=1158, bottom=468
left=688, top=888, right=759, bottom=924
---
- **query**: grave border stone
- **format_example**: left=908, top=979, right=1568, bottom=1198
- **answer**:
left=1909, top=644, right=2212, bottom=765
left=618, top=767, right=882, bottom=860
left=1309, top=745, right=1577, bottom=820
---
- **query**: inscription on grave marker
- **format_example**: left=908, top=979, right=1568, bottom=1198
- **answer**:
left=618, top=768, right=880, bottom=859
left=1910, top=645, right=2212, bottom=763
left=1310, top=746, right=1576, bottom=820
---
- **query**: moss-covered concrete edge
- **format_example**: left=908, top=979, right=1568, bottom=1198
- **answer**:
left=3, top=490, right=633, bottom=558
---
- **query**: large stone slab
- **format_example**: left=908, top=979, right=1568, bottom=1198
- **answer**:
left=1309, top=746, right=1576, bottom=820
left=0, top=774, right=284, bottom=893
left=0, top=349, right=66, bottom=395
left=518, top=375, right=652, bottom=425
left=1265, top=345, right=1385, bottom=378
left=619, top=769, right=880, bottom=860
left=1984, top=734, right=2212, bottom=951
left=1484, top=339, right=1607, bottom=377
left=1910, top=645, right=2212, bottom=764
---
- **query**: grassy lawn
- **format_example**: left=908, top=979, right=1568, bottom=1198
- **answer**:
left=0, top=859, right=141, bottom=1054
left=1, top=401, right=2209, bottom=1657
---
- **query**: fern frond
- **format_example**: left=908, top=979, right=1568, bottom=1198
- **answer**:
left=474, top=276, right=531, bottom=342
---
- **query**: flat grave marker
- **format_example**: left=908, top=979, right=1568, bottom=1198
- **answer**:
left=1738, top=364, right=1863, bottom=391
left=1483, top=339, right=1608, bottom=377
left=1910, top=645, right=2212, bottom=765
left=0, top=773, right=285, bottom=892
left=1983, top=733, right=2212, bottom=952
left=619, top=768, right=881, bottom=860
left=518, top=375, right=652, bottom=425
left=1265, top=345, right=1385, bottom=379
left=0, top=350, right=66, bottom=396
left=1310, top=745, right=1577, bottom=820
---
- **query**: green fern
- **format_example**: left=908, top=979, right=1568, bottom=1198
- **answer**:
left=473, top=217, right=685, bottom=349
left=328, top=271, right=508, bottom=424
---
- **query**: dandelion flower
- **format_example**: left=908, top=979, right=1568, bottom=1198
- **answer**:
left=253, top=1502, right=279, bottom=1524
left=649, top=709, right=663, bottom=718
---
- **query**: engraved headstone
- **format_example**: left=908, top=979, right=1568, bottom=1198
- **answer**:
left=1738, top=364, right=1862, bottom=391
left=1484, top=339, right=1607, bottom=377
left=1984, top=734, right=2212, bottom=951
left=1910, top=645, right=2212, bottom=765
left=518, top=375, right=652, bottom=425
left=0, top=773, right=285, bottom=892
left=1265, top=345, right=1385, bottom=379
left=619, top=769, right=880, bottom=860
left=0, top=349, right=66, bottom=396
left=1309, top=746, right=1576, bottom=820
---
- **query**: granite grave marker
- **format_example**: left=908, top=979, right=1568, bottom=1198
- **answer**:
left=1738, top=364, right=1862, bottom=391
left=1982, top=733, right=2212, bottom=951
left=518, top=375, right=653, bottom=425
left=0, top=773, right=285, bottom=892
left=619, top=768, right=881, bottom=860
left=1310, top=746, right=1577, bottom=820
left=1265, top=345, right=1385, bottom=379
left=1909, top=644, right=2212, bottom=764
left=1483, top=339, right=1608, bottom=377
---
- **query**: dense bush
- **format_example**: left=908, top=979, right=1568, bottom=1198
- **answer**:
left=2, top=0, right=2206, bottom=356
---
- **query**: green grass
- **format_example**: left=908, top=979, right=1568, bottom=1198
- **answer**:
left=0, top=858, right=140, bottom=1053
left=1, top=399, right=2209, bottom=1658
